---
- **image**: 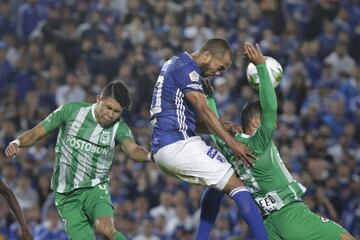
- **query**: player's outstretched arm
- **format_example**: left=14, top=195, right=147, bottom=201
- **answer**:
left=185, top=91, right=255, bottom=166
left=244, top=42, right=277, bottom=129
left=0, top=180, right=33, bottom=240
left=5, top=124, right=48, bottom=158
left=121, top=139, right=152, bottom=162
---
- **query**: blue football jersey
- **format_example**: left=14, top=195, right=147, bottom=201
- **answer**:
left=150, top=52, right=203, bottom=153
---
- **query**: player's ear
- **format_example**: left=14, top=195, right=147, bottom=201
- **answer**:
left=96, top=96, right=103, bottom=103
left=250, top=119, right=256, bottom=129
left=202, top=51, right=212, bottom=64
left=250, top=117, right=260, bottom=129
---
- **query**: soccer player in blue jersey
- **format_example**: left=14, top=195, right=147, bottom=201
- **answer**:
left=150, top=38, right=267, bottom=239
left=0, top=178, right=33, bottom=240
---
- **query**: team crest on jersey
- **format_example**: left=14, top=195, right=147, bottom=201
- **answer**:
left=100, top=131, right=111, bottom=144
left=189, top=71, right=199, bottom=82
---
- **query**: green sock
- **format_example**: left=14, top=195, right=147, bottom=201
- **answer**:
left=115, top=231, right=127, bottom=240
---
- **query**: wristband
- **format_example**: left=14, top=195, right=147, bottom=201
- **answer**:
left=10, top=139, right=20, bottom=146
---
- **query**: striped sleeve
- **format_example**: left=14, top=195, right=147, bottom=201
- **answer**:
left=115, top=120, right=134, bottom=144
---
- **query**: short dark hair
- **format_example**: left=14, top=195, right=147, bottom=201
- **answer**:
left=200, top=38, right=232, bottom=59
left=101, top=81, right=131, bottom=109
left=241, top=101, right=261, bottom=131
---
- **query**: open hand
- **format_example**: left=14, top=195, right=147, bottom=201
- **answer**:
left=244, top=42, right=265, bottom=65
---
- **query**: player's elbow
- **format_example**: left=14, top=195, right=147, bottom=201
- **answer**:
left=197, top=104, right=213, bottom=122
left=268, top=102, right=278, bottom=112
left=263, top=102, right=277, bottom=114
left=262, top=108, right=277, bottom=117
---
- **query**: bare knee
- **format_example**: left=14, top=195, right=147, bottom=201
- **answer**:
left=340, top=233, right=355, bottom=240
left=222, top=173, right=245, bottom=194
left=95, top=217, right=116, bottom=240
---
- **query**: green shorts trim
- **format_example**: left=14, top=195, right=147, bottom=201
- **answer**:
left=264, top=202, right=349, bottom=240
left=55, top=183, right=114, bottom=240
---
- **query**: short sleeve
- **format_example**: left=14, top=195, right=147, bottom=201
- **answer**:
left=41, top=104, right=69, bottom=133
left=115, top=120, right=134, bottom=144
left=173, top=65, right=203, bottom=94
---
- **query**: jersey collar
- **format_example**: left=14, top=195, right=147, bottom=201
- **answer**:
left=240, top=133, right=250, bottom=138
left=184, top=51, right=192, bottom=59
left=183, top=51, right=201, bottom=73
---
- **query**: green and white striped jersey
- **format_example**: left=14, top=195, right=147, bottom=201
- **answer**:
left=41, top=102, right=133, bottom=193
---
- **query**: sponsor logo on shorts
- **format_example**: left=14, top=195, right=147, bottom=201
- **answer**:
left=207, top=147, right=218, bottom=159
left=207, top=147, right=226, bottom=162
left=216, top=154, right=226, bottom=163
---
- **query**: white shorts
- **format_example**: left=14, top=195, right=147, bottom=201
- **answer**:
left=154, top=136, right=234, bottom=191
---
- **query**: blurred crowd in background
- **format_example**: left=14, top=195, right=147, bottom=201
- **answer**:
left=0, top=0, right=359, bottom=239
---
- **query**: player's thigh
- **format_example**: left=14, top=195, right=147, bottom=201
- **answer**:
left=271, top=202, right=349, bottom=240
left=84, top=183, right=115, bottom=222
left=55, top=191, right=95, bottom=240
left=154, top=136, right=233, bottom=190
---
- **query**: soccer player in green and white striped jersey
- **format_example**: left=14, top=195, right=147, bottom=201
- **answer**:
left=5, top=81, right=152, bottom=240
left=197, top=42, right=354, bottom=240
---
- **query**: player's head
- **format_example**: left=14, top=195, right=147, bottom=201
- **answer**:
left=241, top=101, right=261, bottom=134
left=95, top=81, right=131, bottom=125
left=197, top=38, right=232, bottom=78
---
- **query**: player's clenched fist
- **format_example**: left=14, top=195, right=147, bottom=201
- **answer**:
left=5, top=140, right=20, bottom=158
